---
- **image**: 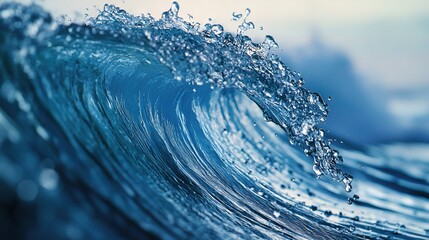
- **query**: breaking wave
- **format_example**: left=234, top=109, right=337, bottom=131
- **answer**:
left=0, top=2, right=428, bottom=239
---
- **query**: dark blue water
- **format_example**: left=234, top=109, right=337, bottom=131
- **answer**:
left=0, top=2, right=428, bottom=239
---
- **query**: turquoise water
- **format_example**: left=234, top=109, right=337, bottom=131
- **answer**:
left=0, top=2, right=428, bottom=239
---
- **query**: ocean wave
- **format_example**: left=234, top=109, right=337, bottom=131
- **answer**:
left=0, top=2, right=428, bottom=239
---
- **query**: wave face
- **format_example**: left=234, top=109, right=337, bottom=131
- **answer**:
left=1, top=2, right=428, bottom=239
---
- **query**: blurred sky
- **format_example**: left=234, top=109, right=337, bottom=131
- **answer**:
left=15, top=0, right=429, bottom=143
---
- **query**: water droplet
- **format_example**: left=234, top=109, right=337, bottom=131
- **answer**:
left=324, top=210, right=332, bottom=217
left=313, top=165, right=323, bottom=177
left=36, top=125, right=49, bottom=140
left=170, top=1, right=180, bottom=16
left=262, top=35, right=278, bottom=49
left=162, top=1, right=180, bottom=19
left=211, top=24, right=224, bottom=36
left=245, top=8, right=251, bottom=16
left=232, top=12, right=242, bottom=21
left=301, top=122, right=311, bottom=135
left=15, top=91, right=30, bottom=112
left=273, top=211, right=281, bottom=218
left=347, top=195, right=360, bottom=204
left=343, top=174, right=353, bottom=192
left=39, top=169, right=59, bottom=190
left=17, top=179, right=38, bottom=202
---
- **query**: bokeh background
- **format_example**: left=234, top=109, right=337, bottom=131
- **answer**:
left=17, top=0, right=429, bottom=144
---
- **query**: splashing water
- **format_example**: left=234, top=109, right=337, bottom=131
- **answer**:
left=0, top=2, right=428, bottom=239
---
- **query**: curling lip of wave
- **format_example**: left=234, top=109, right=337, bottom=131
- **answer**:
left=88, top=2, right=353, bottom=190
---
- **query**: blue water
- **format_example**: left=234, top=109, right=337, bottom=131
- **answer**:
left=0, top=2, right=428, bottom=239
